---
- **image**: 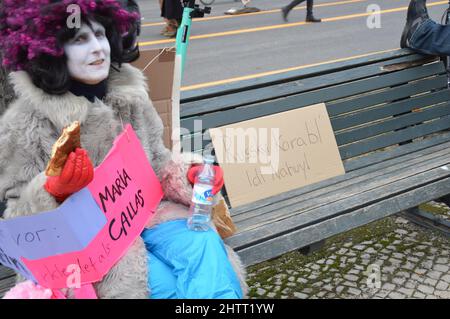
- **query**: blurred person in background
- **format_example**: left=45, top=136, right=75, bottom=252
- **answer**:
left=281, top=0, right=321, bottom=23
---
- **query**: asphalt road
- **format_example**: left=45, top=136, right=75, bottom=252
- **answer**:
left=136, top=0, right=449, bottom=91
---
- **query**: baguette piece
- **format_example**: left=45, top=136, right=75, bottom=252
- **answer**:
left=45, top=121, right=81, bottom=177
left=212, top=198, right=237, bottom=239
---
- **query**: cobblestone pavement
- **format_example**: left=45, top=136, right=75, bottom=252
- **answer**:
left=246, top=203, right=450, bottom=299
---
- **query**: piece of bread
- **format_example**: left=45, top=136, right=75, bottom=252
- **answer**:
left=45, top=121, right=81, bottom=177
left=212, top=198, right=237, bottom=239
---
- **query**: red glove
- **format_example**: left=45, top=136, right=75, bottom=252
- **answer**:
left=44, top=148, right=94, bottom=203
left=187, top=165, right=224, bottom=195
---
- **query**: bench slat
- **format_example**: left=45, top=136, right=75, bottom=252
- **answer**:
left=226, top=159, right=450, bottom=249
left=183, top=88, right=450, bottom=154
left=181, top=49, right=417, bottom=102
left=331, top=89, right=450, bottom=132
left=233, top=145, right=450, bottom=230
left=335, top=102, right=450, bottom=145
left=235, top=176, right=450, bottom=266
left=340, top=114, right=450, bottom=159
left=230, top=132, right=450, bottom=215
left=181, top=56, right=442, bottom=119
left=232, top=140, right=450, bottom=223
left=327, top=75, right=448, bottom=116
left=180, top=63, right=446, bottom=134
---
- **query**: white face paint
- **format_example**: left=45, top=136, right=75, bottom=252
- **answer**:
left=64, top=20, right=111, bottom=85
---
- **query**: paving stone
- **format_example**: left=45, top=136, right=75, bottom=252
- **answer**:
left=297, top=278, right=308, bottom=284
left=347, top=288, right=362, bottom=296
left=344, top=274, right=359, bottom=282
left=398, top=288, right=414, bottom=297
left=256, top=288, right=266, bottom=296
left=293, top=292, right=308, bottom=299
left=382, top=283, right=396, bottom=290
left=405, top=280, right=416, bottom=289
left=433, top=264, right=449, bottom=273
left=428, top=271, right=443, bottom=280
left=417, top=285, right=434, bottom=295
left=442, top=274, right=450, bottom=284
left=343, top=281, right=358, bottom=288
left=392, top=252, right=404, bottom=259
left=415, top=268, right=427, bottom=275
left=413, top=291, right=426, bottom=298
left=337, top=248, right=348, bottom=255
left=354, top=245, right=366, bottom=251
left=436, top=281, right=449, bottom=291
left=392, top=277, right=406, bottom=285
left=365, top=247, right=377, bottom=254
left=434, top=290, right=450, bottom=299
left=423, top=278, right=437, bottom=286
left=336, top=286, right=345, bottom=293
left=311, top=264, right=320, bottom=271
left=395, top=229, right=408, bottom=235
left=267, top=292, right=276, bottom=298
left=436, top=257, right=448, bottom=264
left=288, top=276, right=295, bottom=282
left=406, top=256, right=419, bottom=263
left=388, top=292, right=405, bottom=299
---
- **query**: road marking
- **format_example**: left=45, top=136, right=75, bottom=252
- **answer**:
left=141, top=0, right=367, bottom=27
left=139, top=0, right=447, bottom=47
left=180, top=48, right=397, bottom=91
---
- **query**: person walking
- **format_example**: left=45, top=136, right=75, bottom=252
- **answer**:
left=281, top=0, right=321, bottom=23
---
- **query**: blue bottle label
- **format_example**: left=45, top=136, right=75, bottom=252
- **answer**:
left=192, top=184, right=214, bottom=204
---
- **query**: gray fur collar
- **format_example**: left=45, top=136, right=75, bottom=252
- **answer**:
left=8, top=63, right=149, bottom=129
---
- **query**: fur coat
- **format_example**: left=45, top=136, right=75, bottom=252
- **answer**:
left=0, top=63, right=247, bottom=298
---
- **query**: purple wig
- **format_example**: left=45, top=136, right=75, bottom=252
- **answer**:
left=0, top=0, right=139, bottom=70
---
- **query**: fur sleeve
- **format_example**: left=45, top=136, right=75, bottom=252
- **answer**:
left=0, top=106, right=58, bottom=219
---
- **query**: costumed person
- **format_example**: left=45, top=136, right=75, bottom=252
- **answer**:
left=0, top=0, right=247, bottom=299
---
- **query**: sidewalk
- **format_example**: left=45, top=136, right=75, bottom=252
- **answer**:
left=246, top=203, right=450, bottom=299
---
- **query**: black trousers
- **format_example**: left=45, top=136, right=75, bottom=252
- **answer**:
left=285, top=0, right=315, bottom=15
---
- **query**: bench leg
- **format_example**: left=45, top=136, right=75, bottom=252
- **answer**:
left=298, top=240, right=326, bottom=256
left=402, top=207, right=450, bottom=237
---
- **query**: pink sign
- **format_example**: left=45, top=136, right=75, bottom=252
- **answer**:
left=22, top=125, right=163, bottom=289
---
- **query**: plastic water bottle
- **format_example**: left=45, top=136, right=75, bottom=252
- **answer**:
left=187, top=155, right=216, bottom=231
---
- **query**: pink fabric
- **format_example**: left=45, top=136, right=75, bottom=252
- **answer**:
left=3, top=281, right=54, bottom=299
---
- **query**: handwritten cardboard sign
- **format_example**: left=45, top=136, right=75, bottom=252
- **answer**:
left=210, top=103, right=345, bottom=207
left=0, top=125, right=163, bottom=289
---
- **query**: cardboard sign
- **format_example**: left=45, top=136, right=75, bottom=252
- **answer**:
left=0, top=125, right=163, bottom=289
left=210, top=103, right=345, bottom=207
left=132, top=48, right=181, bottom=153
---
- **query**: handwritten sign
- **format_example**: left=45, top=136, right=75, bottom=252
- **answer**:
left=0, top=125, right=163, bottom=289
left=210, top=103, right=345, bottom=207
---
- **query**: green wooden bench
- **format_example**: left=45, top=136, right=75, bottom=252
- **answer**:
left=1, top=48, right=450, bottom=296
left=179, top=48, right=450, bottom=267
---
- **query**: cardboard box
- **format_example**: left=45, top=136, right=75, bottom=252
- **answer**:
left=210, top=103, right=346, bottom=208
left=132, top=48, right=181, bottom=153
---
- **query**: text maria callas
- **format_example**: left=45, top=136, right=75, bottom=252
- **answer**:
left=98, top=169, right=145, bottom=241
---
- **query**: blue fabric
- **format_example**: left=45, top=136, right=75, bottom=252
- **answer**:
left=141, top=219, right=243, bottom=299
left=147, top=252, right=177, bottom=299
left=410, top=18, right=450, bottom=56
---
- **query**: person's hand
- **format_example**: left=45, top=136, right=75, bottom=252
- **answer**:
left=187, top=165, right=224, bottom=195
left=44, top=148, right=94, bottom=202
